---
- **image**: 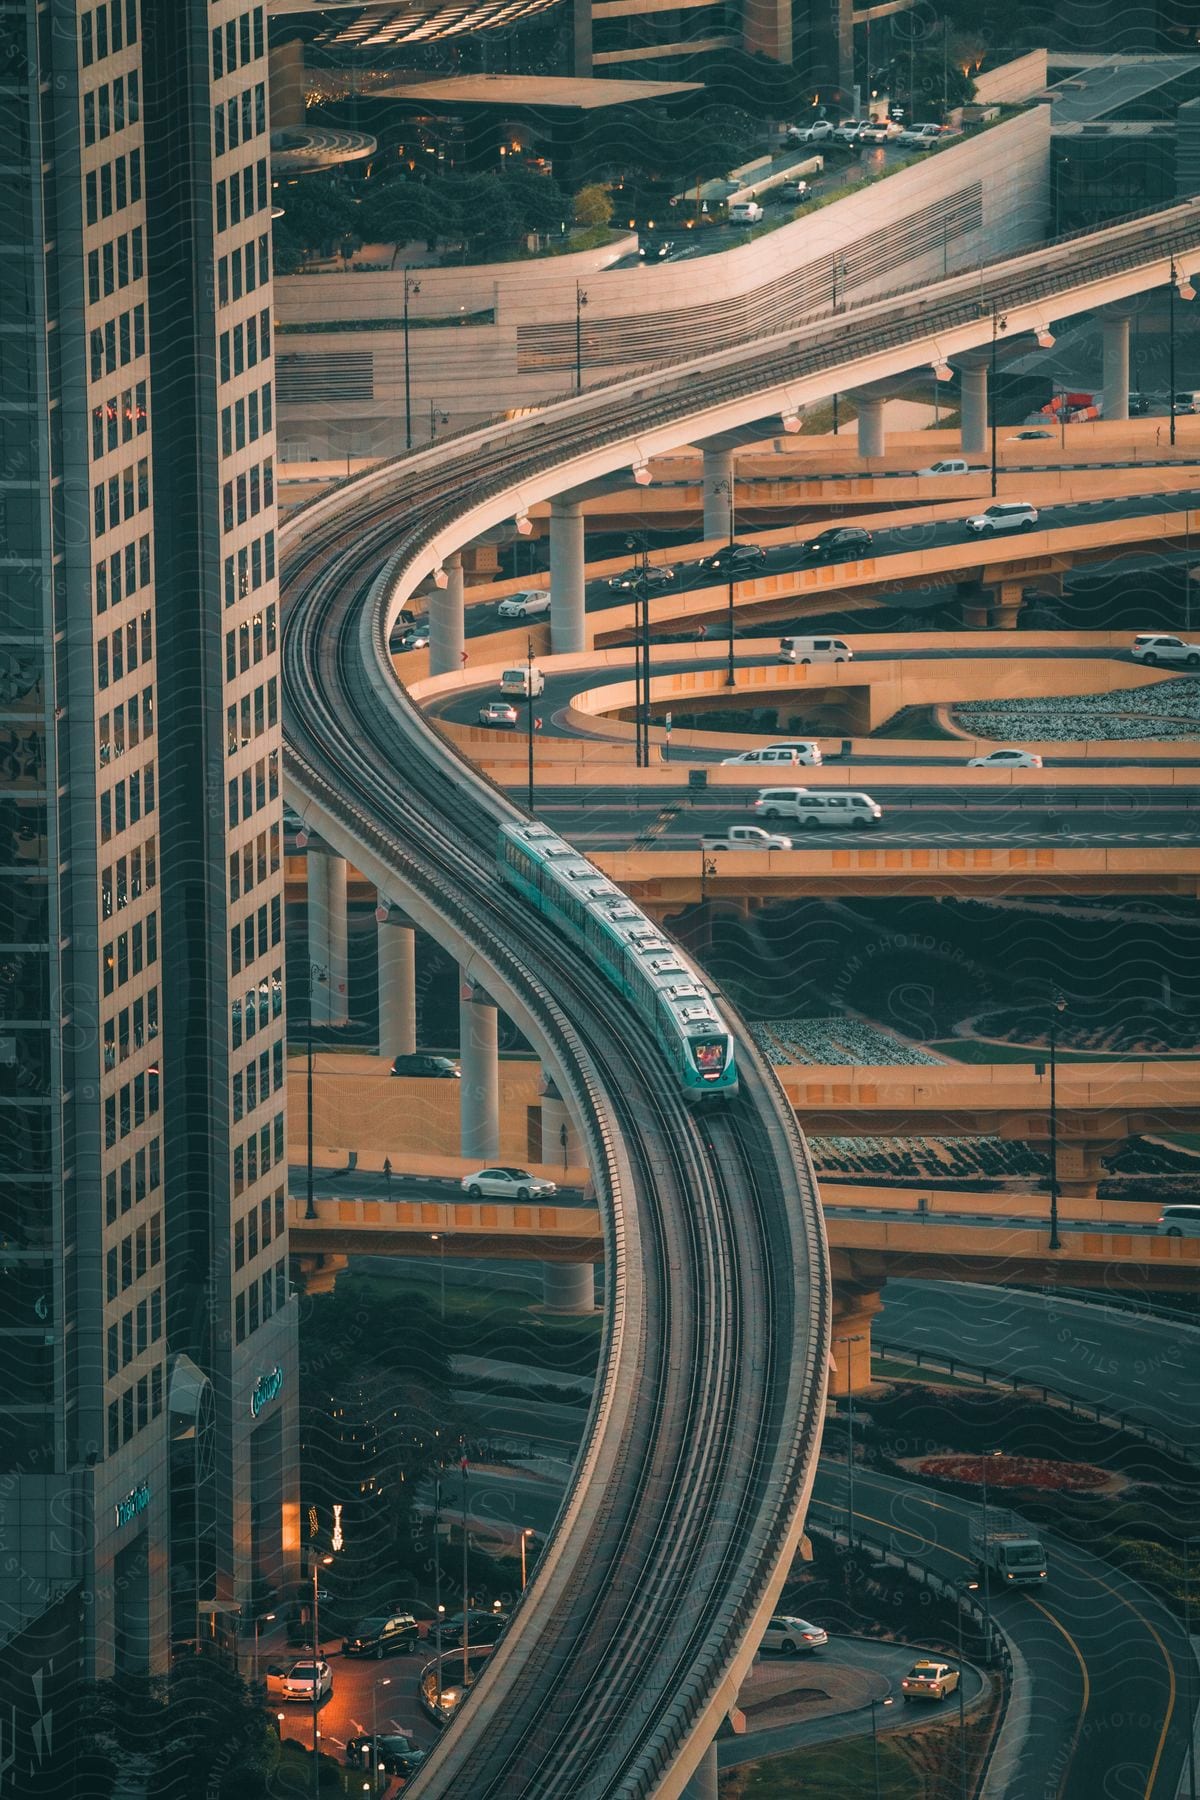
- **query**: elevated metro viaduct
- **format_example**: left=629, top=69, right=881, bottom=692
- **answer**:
left=280, top=208, right=1200, bottom=1798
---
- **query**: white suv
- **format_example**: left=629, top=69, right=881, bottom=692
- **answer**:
left=1131, top=634, right=1200, bottom=666
left=760, top=1616, right=829, bottom=1655
left=965, top=502, right=1038, bottom=535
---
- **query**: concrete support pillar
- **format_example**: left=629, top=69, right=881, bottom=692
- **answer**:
left=549, top=499, right=586, bottom=656
left=541, top=1262, right=596, bottom=1313
left=459, top=972, right=500, bottom=1161
left=959, top=364, right=989, bottom=457
left=830, top=1287, right=884, bottom=1395
left=856, top=396, right=885, bottom=460
left=1056, top=1140, right=1116, bottom=1201
left=1102, top=314, right=1131, bottom=422
left=307, top=850, right=349, bottom=1024
left=429, top=553, right=464, bottom=676
left=377, top=911, right=417, bottom=1060
left=682, top=1742, right=719, bottom=1800
left=267, top=35, right=306, bottom=128
left=702, top=446, right=734, bottom=539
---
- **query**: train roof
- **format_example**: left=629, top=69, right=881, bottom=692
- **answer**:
left=502, top=821, right=731, bottom=1035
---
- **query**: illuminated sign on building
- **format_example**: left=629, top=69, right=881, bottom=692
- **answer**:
left=331, top=1504, right=344, bottom=1552
left=250, top=1365, right=284, bottom=1418
left=114, top=1481, right=151, bottom=1529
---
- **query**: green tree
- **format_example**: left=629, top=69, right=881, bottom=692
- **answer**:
left=272, top=177, right=360, bottom=274
left=444, top=173, right=522, bottom=259
left=573, top=182, right=613, bottom=229
left=361, top=179, right=452, bottom=253
left=501, top=166, right=569, bottom=238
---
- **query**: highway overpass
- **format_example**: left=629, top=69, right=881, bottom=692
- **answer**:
left=280, top=203, right=1200, bottom=1799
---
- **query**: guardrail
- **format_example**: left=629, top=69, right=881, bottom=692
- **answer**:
left=806, top=1500, right=1012, bottom=1800
left=874, top=1338, right=1198, bottom=1465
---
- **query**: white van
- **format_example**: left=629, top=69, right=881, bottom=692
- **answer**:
left=500, top=666, right=546, bottom=697
left=753, top=789, right=882, bottom=827
left=779, top=636, right=853, bottom=664
left=1159, top=1205, right=1200, bottom=1236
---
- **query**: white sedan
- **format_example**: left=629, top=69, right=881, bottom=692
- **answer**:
left=498, top=591, right=551, bottom=619
left=478, top=700, right=519, bottom=728
left=461, top=1167, right=557, bottom=1200
left=760, top=1616, right=828, bottom=1655
left=968, top=748, right=1044, bottom=769
left=280, top=1660, right=333, bottom=1703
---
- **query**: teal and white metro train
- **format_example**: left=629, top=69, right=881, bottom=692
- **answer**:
left=497, top=822, right=738, bottom=1102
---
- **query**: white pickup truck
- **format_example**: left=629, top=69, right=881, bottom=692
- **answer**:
left=701, top=825, right=792, bottom=851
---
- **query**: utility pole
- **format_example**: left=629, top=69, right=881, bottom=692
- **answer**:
left=1048, top=992, right=1066, bottom=1251
left=990, top=310, right=1007, bottom=500
left=305, top=963, right=327, bottom=1220
left=575, top=285, right=588, bottom=395
left=525, top=634, right=536, bottom=815
left=461, top=1452, right=471, bottom=1688
left=403, top=270, right=421, bottom=451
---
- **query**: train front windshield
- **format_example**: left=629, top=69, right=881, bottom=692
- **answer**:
left=692, top=1038, right=728, bottom=1078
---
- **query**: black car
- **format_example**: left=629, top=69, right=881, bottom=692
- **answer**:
left=390, top=1053, right=460, bottom=1079
left=697, top=541, right=767, bottom=573
left=342, top=1614, right=420, bottom=1658
left=345, top=1733, right=427, bottom=1777
left=438, top=1609, right=509, bottom=1648
left=606, top=564, right=676, bottom=592
left=797, top=526, right=873, bottom=561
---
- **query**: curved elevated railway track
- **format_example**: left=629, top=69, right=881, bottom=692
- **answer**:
left=279, top=205, right=1200, bottom=1796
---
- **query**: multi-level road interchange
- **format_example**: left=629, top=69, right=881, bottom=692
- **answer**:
left=281, top=204, right=1200, bottom=1796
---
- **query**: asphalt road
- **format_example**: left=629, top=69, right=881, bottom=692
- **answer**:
left=455, top=483, right=1200, bottom=641
left=290, top=1168, right=1164, bottom=1239
left=878, top=1279, right=1200, bottom=1454
left=812, top=1462, right=1193, bottom=1800
left=519, top=785, right=1199, bottom=852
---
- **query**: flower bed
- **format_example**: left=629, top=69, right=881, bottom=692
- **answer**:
left=916, top=1453, right=1109, bottom=1492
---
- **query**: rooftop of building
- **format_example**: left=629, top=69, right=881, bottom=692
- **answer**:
left=372, top=72, right=703, bottom=109
left=1042, top=53, right=1200, bottom=125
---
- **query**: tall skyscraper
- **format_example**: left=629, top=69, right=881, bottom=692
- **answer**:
left=0, top=0, right=296, bottom=1736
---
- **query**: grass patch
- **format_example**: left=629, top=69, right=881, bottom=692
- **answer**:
left=719, top=1734, right=923, bottom=1799
left=925, top=1038, right=1104, bottom=1064
left=338, top=1270, right=602, bottom=1374
left=872, top=1356, right=983, bottom=1389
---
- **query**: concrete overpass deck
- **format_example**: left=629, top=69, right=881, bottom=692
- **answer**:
left=287, top=1191, right=1200, bottom=1294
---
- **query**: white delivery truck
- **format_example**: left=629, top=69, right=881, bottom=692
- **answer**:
left=500, top=666, right=546, bottom=697
left=969, top=1510, right=1047, bottom=1584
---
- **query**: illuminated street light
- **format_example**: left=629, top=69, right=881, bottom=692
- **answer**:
left=515, top=513, right=533, bottom=535
left=632, top=461, right=652, bottom=485
left=432, top=565, right=449, bottom=589
left=781, top=411, right=802, bottom=433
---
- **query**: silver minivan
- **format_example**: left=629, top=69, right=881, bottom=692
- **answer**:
left=1159, top=1205, right=1200, bottom=1236
left=779, top=636, right=854, bottom=664
left=752, top=789, right=882, bottom=827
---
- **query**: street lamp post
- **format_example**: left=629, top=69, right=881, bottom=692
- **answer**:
left=831, top=258, right=848, bottom=434
left=978, top=1450, right=1002, bottom=1658
left=520, top=1527, right=532, bottom=1590
left=956, top=1580, right=979, bottom=1800
left=1048, top=991, right=1066, bottom=1251
left=310, top=1553, right=333, bottom=1798
left=1185, top=1536, right=1197, bottom=1800
left=429, top=403, right=449, bottom=444
left=869, top=1694, right=895, bottom=1797
left=433, top=1461, right=444, bottom=1711
left=1171, top=264, right=1178, bottom=449
left=525, top=634, right=537, bottom=815
left=305, top=962, right=328, bottom=1221
left=370, top=1677, right=391, bottom=1799
left=835, top=1333, right=864, bottom=1548
left=626, top=534, right=652, bottom=766
left=430, top=1232, right=447, bottom=1320
left=990, top=309, right=1008, bottom=499
left=575, top=285, right=589, bottom=395
left=403, top=270, right=421, bottom=451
